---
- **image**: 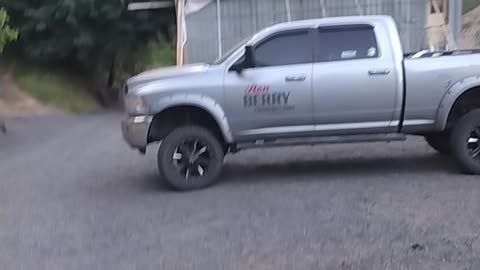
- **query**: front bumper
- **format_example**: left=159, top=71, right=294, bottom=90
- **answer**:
left=121, top=115, right=153, bottom=152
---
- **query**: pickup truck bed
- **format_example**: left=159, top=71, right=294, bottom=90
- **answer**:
left=403, top=49, right=480, bottom=133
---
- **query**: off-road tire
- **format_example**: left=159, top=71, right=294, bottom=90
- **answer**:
left=424, top=133, right=451, bottom=155
left=450, top=109, right=480, bottom=175
left=158, top=126, right=225, bottom=191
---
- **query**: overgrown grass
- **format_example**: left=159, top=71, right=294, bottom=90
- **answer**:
left=11, top=64, right=99, bottom=113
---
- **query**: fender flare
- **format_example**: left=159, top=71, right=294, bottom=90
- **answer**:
left=149, top=93, right=234, bottom=143
left=435, top=75, right=480, bottom=130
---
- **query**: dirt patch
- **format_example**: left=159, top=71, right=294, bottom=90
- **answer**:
left=0, top=72, right=59, bottom=117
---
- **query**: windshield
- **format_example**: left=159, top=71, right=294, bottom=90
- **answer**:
left=212, top=34, right=254, bottom=65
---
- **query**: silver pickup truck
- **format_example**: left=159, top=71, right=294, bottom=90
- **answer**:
left=122, top=15, right=480, bottom=191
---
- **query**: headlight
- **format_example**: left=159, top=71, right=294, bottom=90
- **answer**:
left=124, top=95, right=149, bottom=115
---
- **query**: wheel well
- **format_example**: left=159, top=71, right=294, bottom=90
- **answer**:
left=446, top=87, right=480, bottom=129
left=148, top=106, right=225, bottom=144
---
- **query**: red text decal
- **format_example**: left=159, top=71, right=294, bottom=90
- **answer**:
left=245, top=84, right=270, bottom=94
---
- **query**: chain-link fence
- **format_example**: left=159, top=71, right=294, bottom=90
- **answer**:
left=184, top=0, right=427, bottom=64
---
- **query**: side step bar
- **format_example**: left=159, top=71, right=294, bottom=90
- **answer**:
left=236, top=133, right=407, bottom=151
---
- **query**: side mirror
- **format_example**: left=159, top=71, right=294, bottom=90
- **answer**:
left=244, top=45, right=256, bottom=68
left=230, top=45, right=255, bottom=74
left=230, top=62, right=244, bottom=74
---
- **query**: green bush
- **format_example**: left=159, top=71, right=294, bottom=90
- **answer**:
left=140, top=38, right=176, bottom=70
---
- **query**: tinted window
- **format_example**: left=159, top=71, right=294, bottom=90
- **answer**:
left=315, top=26, right=379, bottom=62
left=255, top=30, right=311, bottom=67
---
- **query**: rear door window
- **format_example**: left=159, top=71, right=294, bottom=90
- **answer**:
left=315, top=25, right=379, bottom=63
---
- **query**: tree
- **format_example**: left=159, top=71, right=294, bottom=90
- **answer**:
left=1, top=0, right=175, bottom=104
left=1, top=0, right=173, bottom=63
left=0, top=8, right=18, bottom=53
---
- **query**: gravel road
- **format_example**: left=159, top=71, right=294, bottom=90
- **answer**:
left=1, top=113, right=479, bottom=270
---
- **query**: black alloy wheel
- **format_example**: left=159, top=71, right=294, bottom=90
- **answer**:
left=158, top=126, right=225, bottom=191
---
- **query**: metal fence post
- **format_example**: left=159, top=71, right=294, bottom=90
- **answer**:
left=216, top=0, right=223, bottom=58
left=319, top=0, right=328, bottom=17
left=354, top=0, right=364, bottom=15
left=285, top=0, right=292, bottom=21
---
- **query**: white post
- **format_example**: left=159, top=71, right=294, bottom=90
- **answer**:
left=285, top=0, right=292, bottom=21
left=176, top=0, right=185, bottom=66
left=216, top=0, right=223, bottom=58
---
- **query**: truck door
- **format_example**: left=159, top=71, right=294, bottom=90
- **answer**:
left=224, top=29, right=315, bottom=139
left=312, top=24, right=398, bottom=134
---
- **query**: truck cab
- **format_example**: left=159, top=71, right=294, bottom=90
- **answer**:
left=221, top=16, right=403, bottom=140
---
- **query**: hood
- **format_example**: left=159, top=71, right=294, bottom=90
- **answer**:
left=127, top=64, right=210, bottom=86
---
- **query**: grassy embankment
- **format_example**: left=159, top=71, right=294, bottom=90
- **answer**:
left=11, top=63, right=99, bottom=113
left=9, top=39, right=175, bottom=113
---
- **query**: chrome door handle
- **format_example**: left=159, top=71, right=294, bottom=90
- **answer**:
left=368, top=69, right=390, bottom=75
left=285, top=75, right=306, bottom=82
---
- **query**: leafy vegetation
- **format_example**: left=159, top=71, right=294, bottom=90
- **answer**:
left=12, top=63, right=99, bottom=113
left=1, top=0, right=174, bottom=66
left=0, top=8, right=17, bottom=52
left=140, top=38, right=176, bottom=69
